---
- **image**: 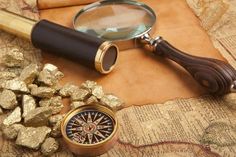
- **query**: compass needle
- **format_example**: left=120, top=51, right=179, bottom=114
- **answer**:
left=75, top=117, right=86, bottom=126
left=94, top=135, right=99, bottom=143
left=94, top=115, right=105, bottom=125
left=87, top=112, right=93, bottom=123
left=80, top=113, right=86, bottom=122
left=99, top=129, right=112, bottom=134
left=99, top=119, right=110, bottom=125
left=87, top=133, right=93, bottom=144
left=94, top=130, right=106, bottom=139
left=97, top=125, right=112, bottom=129
left=93, top=112, right=98, bottom=121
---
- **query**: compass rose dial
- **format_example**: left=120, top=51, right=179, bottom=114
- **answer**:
left=61, top=104, right=118, bottom=156
left=66, top=110, right=114, bottom=145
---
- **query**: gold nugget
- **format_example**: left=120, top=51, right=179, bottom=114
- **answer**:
left=70, top=101, right=85, bottom=110
left=86, top=95, right=98, bottom=105
left=2, top=124, right=24, bottom=140
left=24, top=107, right=52, bottom=127
left=19, top=64, right=39, bottom=85
left=3, top=107, right=21, bottom=126
left=100, top=94, right=124, bottom=111
left=30, top=84, right=55, bottom=98
left=38, top=64, right=64, bottom=86
left=71, top=88, right=90, bottom=101
left=91, top=85, right=104, bottom=99
left=0, top=71, right=17, bottom=80
left=22, top=95, right=36, bottom=117
left=81, top=80, right=97, bottom=92
left=41, top=137, right=59, bottom=156
left=16, top=126, right=51, bottom=150
left=49, top=114, right=65, bottom=126
left=2, top=48, right=24, bottom=67
left=51, top=121, right=62, bottom=138
left=2, top=78, right=29, bottom=93
left=39, top=96, right=64, bottom=114
left=59, top=83, right=79, bottom=97
left=0, top=89, right=17, bottom=109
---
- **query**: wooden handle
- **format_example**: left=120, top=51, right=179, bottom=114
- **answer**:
left=154, top=38, right=236, bottom=95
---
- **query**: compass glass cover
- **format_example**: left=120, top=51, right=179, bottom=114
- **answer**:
left=74, top=1, right=156, bottom=41
left=66, top=109, right=115, bottom=145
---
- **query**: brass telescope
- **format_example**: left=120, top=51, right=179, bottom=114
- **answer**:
left=0, top=9, right=119, bottom=74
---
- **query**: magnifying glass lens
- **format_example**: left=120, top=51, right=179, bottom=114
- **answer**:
left=74, top=2, right=155, bottom=41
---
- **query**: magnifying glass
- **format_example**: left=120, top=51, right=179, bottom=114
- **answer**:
left=73, top=0, right=236, bottom=95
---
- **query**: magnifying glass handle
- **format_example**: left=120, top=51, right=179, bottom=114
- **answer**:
left=154, top=37, right=236, bottom=95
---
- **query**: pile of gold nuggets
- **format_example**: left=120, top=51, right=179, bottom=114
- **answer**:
left=0, top=48, right=124, bottom=156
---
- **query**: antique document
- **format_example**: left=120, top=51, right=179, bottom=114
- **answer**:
left=186, top=0, right=236, bottom=68
left=103, top=95, right=236, bottom=157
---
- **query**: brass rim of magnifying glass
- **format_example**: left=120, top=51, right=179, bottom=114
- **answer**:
left=61, top=104, right=118, bottom=156
left=73, top=0, right=157, bottom=50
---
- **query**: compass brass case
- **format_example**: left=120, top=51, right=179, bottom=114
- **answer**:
left=61, top=104, right=118, bottom=156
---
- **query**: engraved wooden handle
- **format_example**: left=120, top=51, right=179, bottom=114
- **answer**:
left=154, top=37, right=236, bottom=95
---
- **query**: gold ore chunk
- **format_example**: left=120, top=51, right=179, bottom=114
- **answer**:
left=24, top=107, right=52, bottom=127
left=30, top=85, right=55, bottom=98
left=2, top=48, right=24, bottom=67
left=2, top=124, right=24, bottom=140
left=2, top=78, right=29, bottom=93
left=51, top=121, right=62, bottom=138
left=19, top=64, right=39, bottom=84
left=0, top=71, right=17, bottom=80
left=71, top=88, right=90, bottom=101
left=39, top=96, right=64, bottom=114
left=3, top=107, right=21, bottom=126
left=81, top=80, right=97, bottom=92
left=59, top=83, right=79, bottom=97
left=38, top=64, right=64, bottom=86
left=86, top=96, right=98, bottom=105
left=70, top=101, right=85, bottom=110
left=49, top=114, right=65, bottom=126
left=91, top=85, right=104, bottom=99
left=22, top=95, right=36, bottom=117
left=0, top=89, right=17, bottom=109
left=16, top=126, right=51, bottom=150
left=100, top=94, right=124, bottom=111
left=41, top=137, right=59, bottom=156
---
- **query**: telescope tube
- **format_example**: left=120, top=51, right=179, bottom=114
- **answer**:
left=0, top=9, right=118, bottom=74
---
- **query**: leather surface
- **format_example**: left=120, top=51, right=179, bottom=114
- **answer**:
left=39, top=0, right=226, bottom=106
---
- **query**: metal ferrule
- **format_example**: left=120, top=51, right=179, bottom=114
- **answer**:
left=140, top=33, right=162, bottom=52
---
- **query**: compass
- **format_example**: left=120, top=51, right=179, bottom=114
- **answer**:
left=61, top=103, right=118, bottom=156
